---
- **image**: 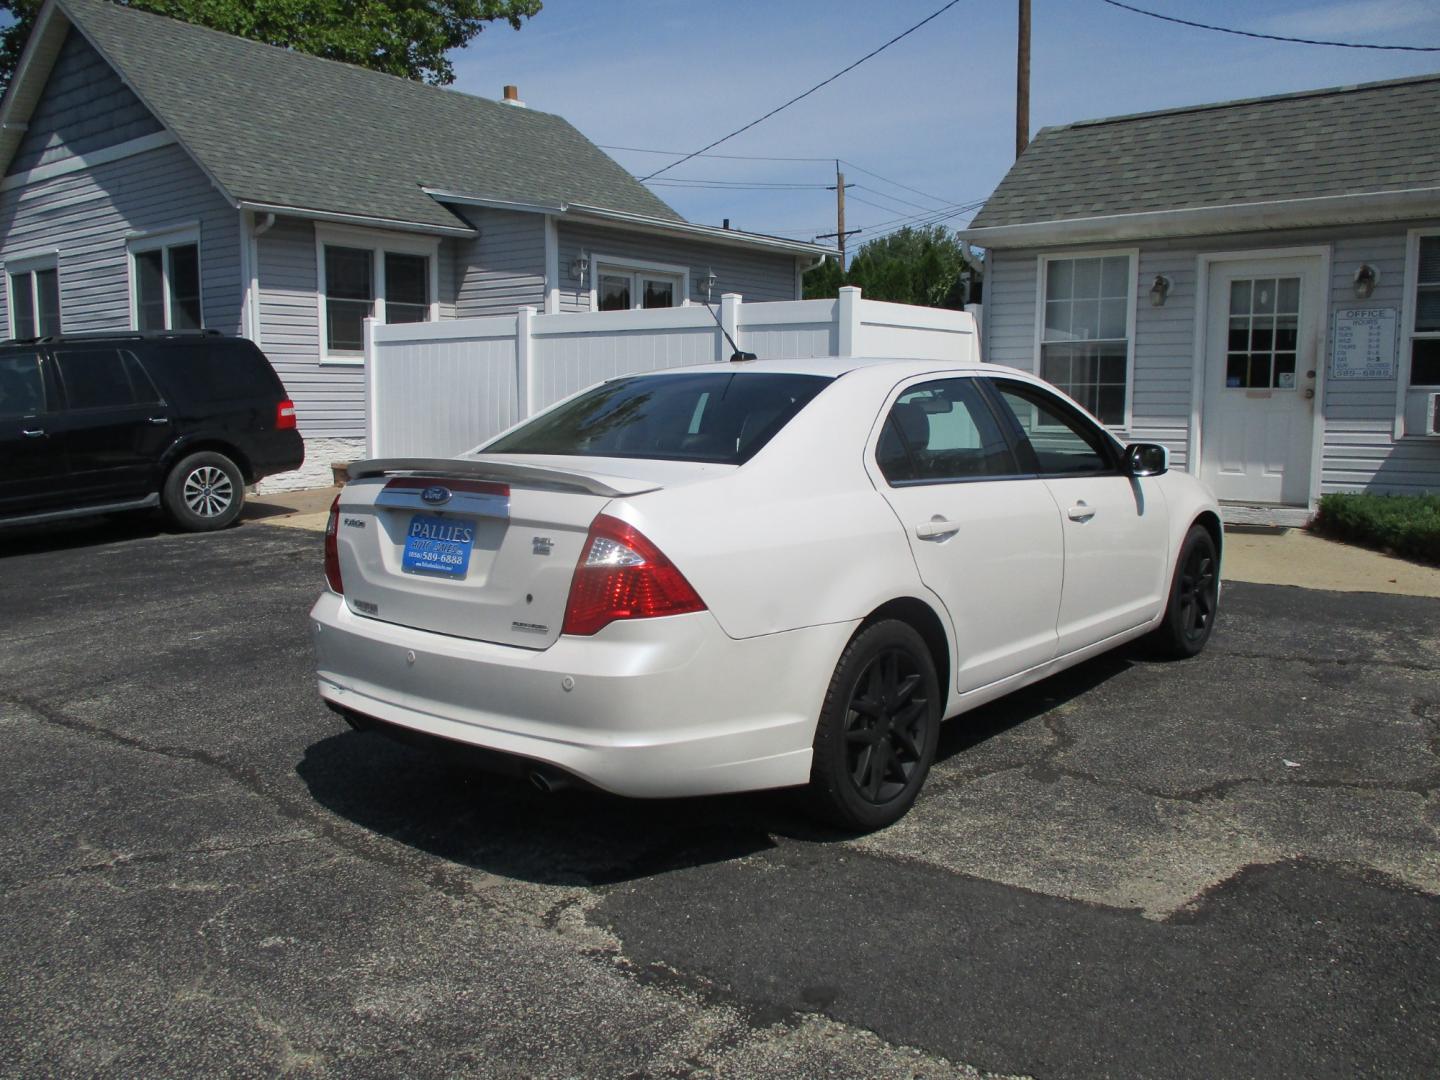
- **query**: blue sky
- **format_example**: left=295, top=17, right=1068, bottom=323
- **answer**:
left=452, top=0, right=1440, bottom=253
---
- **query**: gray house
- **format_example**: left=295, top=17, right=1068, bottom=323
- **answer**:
left=963, top=74, right=1440, bottom=524
left=0, top=0, right=829, bottom=485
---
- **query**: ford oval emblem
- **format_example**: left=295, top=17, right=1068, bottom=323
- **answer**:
left=420, top=485, right=452, bottom=505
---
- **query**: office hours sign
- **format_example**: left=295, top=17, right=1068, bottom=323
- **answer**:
left=1331, top=308, right=1397, bottom=380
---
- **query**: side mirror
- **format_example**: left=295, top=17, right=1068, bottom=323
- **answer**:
left=1124, top=442, right=1169, bottom=477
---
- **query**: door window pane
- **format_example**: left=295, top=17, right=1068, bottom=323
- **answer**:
left=10, top=273, right=35, bottom=338
left=56, top=348, right=137, bottom=410
left=135, top=249, right=166, bottom=331
left=168, top=244, right=201, bottom=330
left=990, top=380, right=1114, bottom=476
left=384, top=252, right=430, bottom=324
left=1224, top=275, right=1302, bottom=389
left=324, top=246, right=373, bottom=352
left=877, top=378, right=1017, bottom=484
left=0, top=352, right=44, bottom=415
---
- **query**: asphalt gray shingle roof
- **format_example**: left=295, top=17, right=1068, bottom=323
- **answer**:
left=57, top=0, right=683, bottom=230
left=970, top=74, right=1440, bottom=230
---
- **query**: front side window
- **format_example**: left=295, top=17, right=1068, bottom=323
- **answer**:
left=1412, top=234, right=1440, bottom=386
left=1040, top=254, right=1130, bottom=425
left=322, top=242, right=433, bottom=354
left=484, top=371, right=832, bottom=465
left=988, top=379, right=1117, bottom=476
left=595, top=264, right=682, bottom=311
left=9, top=264, right=60, bottom=338
left=877, top=378, right=1017, bottom=484
left=133, top=240, right=201, bottom=331
left=0, top=351, right=45, bottom=415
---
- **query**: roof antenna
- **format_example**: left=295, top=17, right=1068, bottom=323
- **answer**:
left=700, top=268, right=757, bottom=362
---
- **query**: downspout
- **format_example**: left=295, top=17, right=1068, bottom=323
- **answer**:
left=248, top=212, right=276, bottom=344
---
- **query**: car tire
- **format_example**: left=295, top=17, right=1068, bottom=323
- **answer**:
left=806, top=619, right=941, bottom=832
left=1149, top=523, right=1220, bottom=659
left=162, top=451, right=245, bottom=532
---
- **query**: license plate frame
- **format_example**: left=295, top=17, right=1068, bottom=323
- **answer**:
left=401, top=514, right=476, bottom=578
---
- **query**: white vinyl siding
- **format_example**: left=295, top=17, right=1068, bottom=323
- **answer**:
left=982, top=223, right=1440, bottom=497
left=556, top=222, right=797, bottom=313
left=6, top=30, right=162, bottom=177
left=0, top=142, right=241, bottom=336
left=452, top=207, right=546, bottom=317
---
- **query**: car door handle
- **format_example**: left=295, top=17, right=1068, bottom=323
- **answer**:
left=1066, top=502, right=1096, bottom=522
left=21, top=428, right=45, bottom=438
left=915, top=519, right=961, bottom=540
left=147, top=416, right=170, bottom=425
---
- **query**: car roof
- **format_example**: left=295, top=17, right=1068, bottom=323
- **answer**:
left=625, top=356, right=1032, bottom=381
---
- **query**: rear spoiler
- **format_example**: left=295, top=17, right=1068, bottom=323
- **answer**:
left=344, top=457, right=662, bottom=498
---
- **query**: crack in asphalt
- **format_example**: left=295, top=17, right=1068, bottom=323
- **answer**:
left=1209, top=647, right=1439, bottom=673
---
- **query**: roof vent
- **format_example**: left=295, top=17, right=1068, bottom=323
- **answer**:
left=503, top=85, right=526, bottom=108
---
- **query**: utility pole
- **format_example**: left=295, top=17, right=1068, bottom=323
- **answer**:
left=1016, top=0, right=1031, bottom=159
left=818, top=160, right=860, bottom=268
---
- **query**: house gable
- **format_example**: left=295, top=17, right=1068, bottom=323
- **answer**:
left=7, top=28, right=161, bottom=177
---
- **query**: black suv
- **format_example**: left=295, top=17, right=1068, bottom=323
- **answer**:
left=0, top=331, right=303, bottom=532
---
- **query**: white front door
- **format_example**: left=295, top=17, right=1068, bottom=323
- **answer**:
left=1200, top=256, right=1323, bottom=505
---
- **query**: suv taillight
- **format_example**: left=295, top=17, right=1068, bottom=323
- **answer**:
left=276, top=399, right=297, bottom=430
left=324, top=494, right=343, bottom=594
left=562, top=514, right=705, bottom=636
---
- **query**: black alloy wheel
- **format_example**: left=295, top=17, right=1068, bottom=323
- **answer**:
left=808, top=619, right=941, bottom=831
left=1150, top=523, right=1220, bottom=659
left=845, top=647, right=929, bottom=804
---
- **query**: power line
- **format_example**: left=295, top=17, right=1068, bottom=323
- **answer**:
left=645, top=178, right=834, bottom=190
left=639, top=0, right=965, bottom=181
left=852, top=184, right=941, bottom=214
left=840, top=160, right=954, bottom=207
left=601, top=144, right=836, bottom=163
left=1101, top=0, right=1440, bottom=51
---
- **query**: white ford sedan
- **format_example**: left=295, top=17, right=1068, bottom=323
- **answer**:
left=311, top=357, right=1220, bottom=829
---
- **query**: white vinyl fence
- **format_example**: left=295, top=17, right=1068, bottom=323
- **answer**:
left=364, top=286, right=978, bottom=459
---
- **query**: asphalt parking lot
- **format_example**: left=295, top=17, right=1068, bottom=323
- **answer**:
left=1, top=516, right=1437, bottom=1079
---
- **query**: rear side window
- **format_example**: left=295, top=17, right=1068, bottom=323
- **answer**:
left=54, top=348, right=138, bottom=410
left=138, top=342, right=282, bottom=404
left=0, top=352, right=45, bottom=416
left=877, top=378, right=1017, bottom=484
left=485, top=371, right=833, bottom=465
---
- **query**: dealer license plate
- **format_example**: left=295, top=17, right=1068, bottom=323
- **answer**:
left=402, top=514, right=475, bottom=578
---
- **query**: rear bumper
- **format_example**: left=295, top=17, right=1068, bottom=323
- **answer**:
left=247, top=429, right=305, bottom=482
left=309, top=592, right=858, bottom=798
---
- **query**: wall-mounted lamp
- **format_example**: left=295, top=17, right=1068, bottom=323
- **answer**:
left=1148, top=274, right=1171, bottom=307
left=569, top=250, right=590, bottom=287
left=1353, top=263, right=1379, bottom=300
left=702, top=267, right=718, bottom=301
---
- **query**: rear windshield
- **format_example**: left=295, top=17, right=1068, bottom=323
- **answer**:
left=484, top=371, right=833, bottom=465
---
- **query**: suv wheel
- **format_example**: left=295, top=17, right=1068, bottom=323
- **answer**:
left=163, top=451, right=245, bottom=531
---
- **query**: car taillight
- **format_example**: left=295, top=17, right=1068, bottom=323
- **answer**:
left=276, top=399, right=297, bottom=430
left=324, top=494, right=343, bottom=594
left=562, top=514, right=705, bottom=636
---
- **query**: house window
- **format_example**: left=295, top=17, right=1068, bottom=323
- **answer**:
left=318, top=228, right=437, bottom=359
left=594, top=260, right=685, bottom=311
left=8, top=260, right=60, bottom=338
left=1411, top=234, right=1440, bottom=387
left=130, top=233, right=202, bottom=331
left=1038, top=254, right=1132, bottom=425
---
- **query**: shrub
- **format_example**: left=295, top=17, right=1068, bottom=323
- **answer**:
left=1313, top=492, right=1440, bottom=565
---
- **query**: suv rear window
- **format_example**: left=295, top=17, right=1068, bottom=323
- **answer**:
left=484, top=371, right=832, bottom=465
left=139, top=342, right=281, bottom=403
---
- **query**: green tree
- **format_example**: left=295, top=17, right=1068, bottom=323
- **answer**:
left=1, top=0, right=542, bottom=92
left=804, top=225, right=978, bottom=310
